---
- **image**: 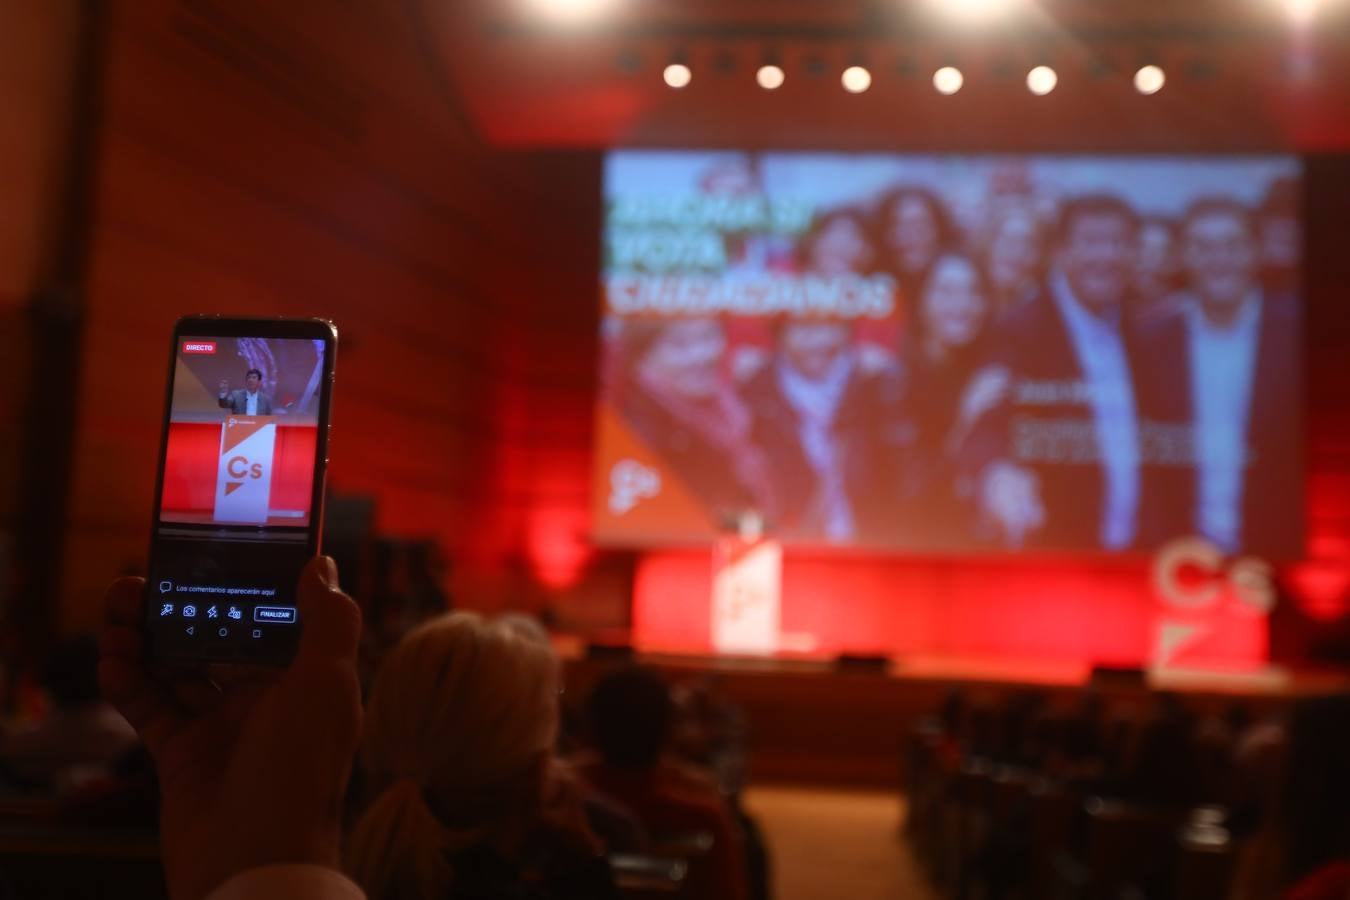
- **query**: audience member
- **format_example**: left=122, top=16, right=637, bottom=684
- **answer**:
left=671, top=674, right=748, bottom=797
left=1271, top=694, right=1350, bottom=899
left=1052, top=689, right=1106, bottom=780
left=99, top=556, right=366, bottom=900
left=1120, top=692, right=1204, bottom=809
left=0, top=633, right=137, bottom=790
left=671, top=675, right=771, bottom=900
left=346, top=611, right=614, bottom=900
left=498, top=610, right=648, bottom=855
left=576, top=664, right=750, bottom=900
left=356, top=541, right=451, bottom=691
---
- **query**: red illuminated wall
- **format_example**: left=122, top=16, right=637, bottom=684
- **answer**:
left=59, top=0, right=604, bottom=629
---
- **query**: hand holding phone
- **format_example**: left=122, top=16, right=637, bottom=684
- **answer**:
left=146, top=317, right=337, bottom=667
left=102, top=556, right=362, bottom=899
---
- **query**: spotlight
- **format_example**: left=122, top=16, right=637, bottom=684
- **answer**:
left=1133, top=64, right=1165, bottom=94
left=756, top=64, right=785, bottom=90
left=527, top=0, right=614, bottom=24
left=933, top=66, right=964, bottom=94
left=932, top=0, right=1015, bottom=20
left=841, top=65, right=872, bottom=94
left=663, top=63, right=692, bottom=89
left=1283, top=0, right=1319, bottom=24
left=1026, top=64, right=1057, bottom=95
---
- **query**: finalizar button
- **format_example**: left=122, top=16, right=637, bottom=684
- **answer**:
left=253, top=606, right=298, bottom=624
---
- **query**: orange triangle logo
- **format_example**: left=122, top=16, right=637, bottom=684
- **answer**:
left=224, top=481, right=245, bottom=496
left=221, top=415, right=273, bottom=453
left=591, top=403, right=717, bottom=542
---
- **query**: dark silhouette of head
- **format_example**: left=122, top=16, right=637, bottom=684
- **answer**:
left=43, top=634, right=102, bottom=710
left=1279, top=693, right=1350, bottom=884
left=587, top=664, right=674, bottom=770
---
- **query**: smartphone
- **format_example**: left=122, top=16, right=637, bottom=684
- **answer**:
left=144, top=316, right=337, bottom=666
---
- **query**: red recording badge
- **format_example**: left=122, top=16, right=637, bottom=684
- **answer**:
left=182, top=340, right=217, bottom=354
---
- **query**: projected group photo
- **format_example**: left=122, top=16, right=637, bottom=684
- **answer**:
left=595, top=152, right=1303, bottom=556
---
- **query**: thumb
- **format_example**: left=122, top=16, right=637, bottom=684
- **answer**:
left=294, top=555, right=361, bottom=670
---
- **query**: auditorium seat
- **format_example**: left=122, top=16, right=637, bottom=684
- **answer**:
left=610, top=852, right=690, bottom=898
left=1172, top=821, right=1236, bottom=900
left=977, top=766, right=1037, bottom=897
left=0, top=825, right=165, bottom=900
left=1057, top=797, right=1180, bottom=900
left=900, top=723, right=945, bottom=865
left=1028, top=778, right=1083, bottom=898
left=647, top=831, right=716, bottom=899
left=953, top=757, right=995, bottom=899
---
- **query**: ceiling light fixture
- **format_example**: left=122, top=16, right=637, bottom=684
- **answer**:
left=1133, top=64, right=1166, bottom=94
left=841, top=65, right=873, bottom=94
left=527, top=0, right=614, bottom=24
left=757, top=64, right=786, bottom=90
left=663, top=62, right=692, bottom=89
left=1026, top=64, right=1058, bottom=95
left=933, top=66, right=965, bottom=94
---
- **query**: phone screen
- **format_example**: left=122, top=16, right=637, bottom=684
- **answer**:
left=145, top=318, right=336, bottom=665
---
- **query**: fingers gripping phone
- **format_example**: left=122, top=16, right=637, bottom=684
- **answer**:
left=144, top=316, right=337, bottom=666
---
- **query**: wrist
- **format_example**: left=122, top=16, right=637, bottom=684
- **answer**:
left=170, top=826, right=343, bottom=900
left=205, top=864, right=362, bottom=900
left=227, top=828, right=343, bottom=875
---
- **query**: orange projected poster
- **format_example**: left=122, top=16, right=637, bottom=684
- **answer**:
left=590, top=405, right=718, bottom=542
left=595, top=151, right=1304, bottom=557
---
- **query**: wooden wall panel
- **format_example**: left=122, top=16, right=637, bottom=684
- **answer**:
left=59, top=0, right=579, bottom=630
left=0, top=0, right=82, bottom=545
left=0, top=1, right=81, bottom=305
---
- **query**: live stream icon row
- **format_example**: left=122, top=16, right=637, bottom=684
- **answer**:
left=158, top=603, right=297, bottom=623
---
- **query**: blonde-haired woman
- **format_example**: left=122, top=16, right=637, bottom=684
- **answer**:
left=346, top=612, right=615, bottom=900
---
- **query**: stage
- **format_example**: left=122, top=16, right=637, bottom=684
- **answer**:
left=560, top=647, right=1350, bottom=787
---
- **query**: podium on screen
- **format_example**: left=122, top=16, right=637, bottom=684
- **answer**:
left=213, top=415, right=278, bottom=525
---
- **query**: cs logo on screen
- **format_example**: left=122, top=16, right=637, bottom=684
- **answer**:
left=609, top=459, right=660, bottom=515
left=223, top=455, right=264, bottom=496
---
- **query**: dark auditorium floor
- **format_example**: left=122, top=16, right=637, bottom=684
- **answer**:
left=743, top=786, right=936, bottom=900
